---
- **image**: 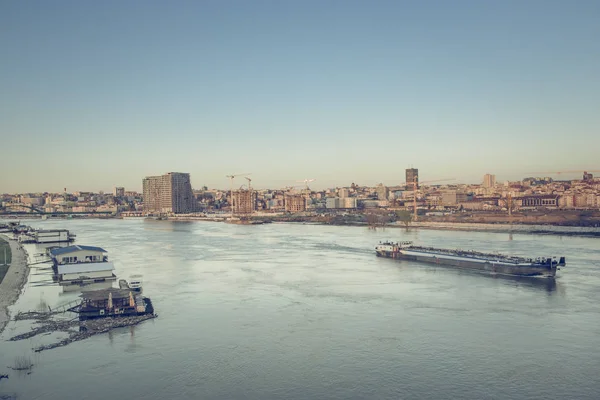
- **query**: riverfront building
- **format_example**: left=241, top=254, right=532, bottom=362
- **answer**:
left=49, top=245, right=115, bottom=284
left=142, top=172, right=196, bottom=214
left=326, top=197, right=358, bottom=209
left=285, top=194, right=307, bottom=213
left=232, top=189, right=255, bottom=215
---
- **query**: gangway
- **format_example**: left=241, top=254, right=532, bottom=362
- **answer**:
left=50, top=299, right=81, bottom=313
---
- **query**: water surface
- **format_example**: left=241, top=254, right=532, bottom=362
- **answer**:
left=1, top=219, right=599, bottom=399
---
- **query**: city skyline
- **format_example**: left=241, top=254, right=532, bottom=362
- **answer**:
left=2, top=1, right=599, bottom=193
left=1, top=168, right=597, bottom=195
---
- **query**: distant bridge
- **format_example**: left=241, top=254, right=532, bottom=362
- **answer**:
left=1, top=204, right=114, bottom=216
left=4, top=204, right=45, bottom=214
left=0, top=211, right=114, bottom=216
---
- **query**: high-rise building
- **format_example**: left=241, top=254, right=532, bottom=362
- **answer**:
left=114, top=187, right=125, bottom=197
left=339, top=188, right=350, bottom=198
left=483, top=174, right=496, bottom=188
left=142, top=172, right=195, bottom=214
left=405, top=168, right=418, bottom=190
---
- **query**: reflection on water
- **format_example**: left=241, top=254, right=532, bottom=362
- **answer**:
left=496, top=275, right=558, bottom=293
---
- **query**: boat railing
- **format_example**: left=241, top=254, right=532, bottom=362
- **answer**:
left=57, top=258, right=110, bottom=265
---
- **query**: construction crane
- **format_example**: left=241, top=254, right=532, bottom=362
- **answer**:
left=245, top=177, right=252, bottom=191
left=225, top=173, right=251, bottom=217
left=283, top=185, right=304, bottom=193
left=399, top=178, right=456, bottom=221
left=297, top=179, right=315, bottom=191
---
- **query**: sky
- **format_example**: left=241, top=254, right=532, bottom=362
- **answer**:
left=1, top=0, right=599, bottom=193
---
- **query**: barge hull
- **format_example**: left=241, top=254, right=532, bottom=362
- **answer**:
left=376, top=251, right=556, bottom=278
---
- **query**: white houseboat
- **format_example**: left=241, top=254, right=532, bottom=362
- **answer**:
left=19, top=229, right=76, bottom=244
left=49, top=245, right=116, bottom=285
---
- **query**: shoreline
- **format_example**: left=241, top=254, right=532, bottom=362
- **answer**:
left=269, top=220, right=600, bottom=237
left=129, top=217, right=600, bottom=237
left=399, top=222, right=600, bottom=237
left=0, top=234, right=30, bottom=335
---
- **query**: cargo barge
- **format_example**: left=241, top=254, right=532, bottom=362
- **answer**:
left=375, top=241, right=565, bottom=278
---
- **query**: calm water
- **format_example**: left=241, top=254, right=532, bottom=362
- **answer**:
left=1, top=219, right=600, bottom=399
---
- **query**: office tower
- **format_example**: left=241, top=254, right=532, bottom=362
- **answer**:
left=406, top=168, right=419, bottom=190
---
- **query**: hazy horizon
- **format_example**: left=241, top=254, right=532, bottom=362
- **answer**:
left=0, top=171, right=590, bottom=195
left=1, top=1, right=599, bottom=193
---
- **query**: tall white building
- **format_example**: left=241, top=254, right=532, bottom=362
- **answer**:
left=483, top=174, right=496, bottom=188
left=339, top=188, right=350, bottom=198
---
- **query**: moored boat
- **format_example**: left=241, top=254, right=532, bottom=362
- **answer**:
left=128, top=274, right=143, bottom=292
left=119, top=275, right=143, bottom=292
left=375, top=241, right=565, bottom=278
left=68, top=287, right=155, bottom=320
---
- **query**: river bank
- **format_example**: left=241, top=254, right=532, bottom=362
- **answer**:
left=0, top=235, right=29, bottom=334
left=407, top=221, right=600, bottom=237
left=292, top=220, right=600, bottom=237
left=142, top=217, right=600, bottom=237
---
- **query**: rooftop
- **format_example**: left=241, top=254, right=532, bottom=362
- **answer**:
left=49, top=245, right=107, bottom=256
left=81, top=288, right=132, bottom=301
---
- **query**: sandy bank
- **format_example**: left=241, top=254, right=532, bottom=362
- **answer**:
left=0, top=235, right=29, bottom=334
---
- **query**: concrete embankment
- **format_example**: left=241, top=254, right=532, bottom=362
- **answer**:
left=0, top=235, right=30, bottom=334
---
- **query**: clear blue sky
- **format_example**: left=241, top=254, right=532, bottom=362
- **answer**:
left=1, top=0, right=599, bottom=193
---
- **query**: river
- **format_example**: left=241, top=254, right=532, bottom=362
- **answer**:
left=1, top=219, right=599, bottom=399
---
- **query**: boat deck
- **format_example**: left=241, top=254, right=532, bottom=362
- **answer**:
left=408, top=246, right=531, bottom=264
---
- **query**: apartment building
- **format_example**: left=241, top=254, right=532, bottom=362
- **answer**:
left=142, top=172, right=195, bottom=214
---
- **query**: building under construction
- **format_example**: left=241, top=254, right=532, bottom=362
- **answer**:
left=285, top=194, right=307, bottom=213
left=232, top=189, right=256, bottom=216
